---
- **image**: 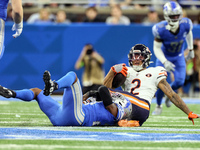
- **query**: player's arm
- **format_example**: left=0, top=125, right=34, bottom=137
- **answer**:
left=185, top=30, right=194, bottom=61
left=103, top=68, right=115, bottom=88
left=11, top=0, right=23, bottom=23
left=103, top=64, right=127, bottom=89
left=11, top=0, right=23, bottom=38
left=158, top=78, right=200, bottom=124
left=153, top=38, right=167, bottom=64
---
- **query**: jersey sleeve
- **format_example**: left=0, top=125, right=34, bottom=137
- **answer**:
left=155, top=66, right=167, bottom=86
left=152, top=24, right=161, bottom=39
left=180, top=18, right=193, bottom=33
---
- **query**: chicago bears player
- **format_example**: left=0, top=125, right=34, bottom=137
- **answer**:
left=0, top=70, right=135, bottom=127
left=0, top=0, right=23, bottom=59
left=152, top=1, right=194, bottom=115
left=104, top=44, right=199, bottom=126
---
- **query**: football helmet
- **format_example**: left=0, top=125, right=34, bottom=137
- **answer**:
left=128, top=44, right=152, bottom=71
left=163, top=1, right=182, bottom=31
left=111, top=92, right=132, bottom=120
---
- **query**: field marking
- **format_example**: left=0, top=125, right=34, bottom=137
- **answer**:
left=1, top=127, right=200, bottom=141
left=0, top=144, right=200, bottom=150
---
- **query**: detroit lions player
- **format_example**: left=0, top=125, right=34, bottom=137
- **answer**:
left=0, top=0, right=23, bottom=59
left=104, top=44, right=199, bottom=126
left=0, top=70, right=136, bottom=127
left=152, top=1, right=194, bottom=115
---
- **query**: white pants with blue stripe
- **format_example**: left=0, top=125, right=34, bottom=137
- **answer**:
left=37, top=79, right=85, bottom=126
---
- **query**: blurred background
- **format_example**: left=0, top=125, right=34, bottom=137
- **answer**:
left=2, top=0, right=200, bottom=97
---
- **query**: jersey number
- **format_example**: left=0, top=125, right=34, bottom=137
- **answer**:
left=130, top=79, right=141, bottom=95
left=167, top=40, right=184, bottom=53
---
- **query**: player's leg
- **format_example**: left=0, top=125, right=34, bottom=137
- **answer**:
left=43, top=70, right=85, bottom=126
left=152, top=59, right=164, bottom=115
left=165, top=56, right=186, bottom=107
left=0, top=19, right=5, bottom=59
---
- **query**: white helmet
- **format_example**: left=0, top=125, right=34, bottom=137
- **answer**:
left=163, top=1, right=182, bottom=31
left=111, top=92, right=132, bottom=120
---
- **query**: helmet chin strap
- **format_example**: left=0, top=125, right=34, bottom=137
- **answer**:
left=166, top=21, right=179, bottom=33
left=132, top=65, right=143, bottom=72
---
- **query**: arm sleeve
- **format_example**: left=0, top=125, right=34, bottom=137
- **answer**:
left=153, top=40, right=167, bottom=64
left=186, top=30, right=194, bottom=50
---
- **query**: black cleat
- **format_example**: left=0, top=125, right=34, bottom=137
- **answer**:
left=43, top=70, right=58, bottom=96
left=0, top=85, right=16, bottom=98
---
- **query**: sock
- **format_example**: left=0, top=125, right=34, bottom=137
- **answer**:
left=56, top=71, right=76, bottom=89
left=15, top=89, right=35, bottom=101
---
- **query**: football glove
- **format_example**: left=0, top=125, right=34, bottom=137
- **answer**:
left=188, top=112, right=200, bottom=125
left=185, top=50, right=194, bottom=62
left=118, top=119, right=140, bottom=127
left=12, top=22, right=23, bottom=38
left=111, top=63, right=128, bottom=77
left=163, top=60, right=175, bottom=72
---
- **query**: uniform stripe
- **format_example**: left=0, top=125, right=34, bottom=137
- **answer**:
left=0, top=18, right=5, bottom=57
left=109, top=89, right=149, bottom=110
left=71, top=80, right=85, bottom=125
left=121, top=93, right=150, bottom=111
left=170, top=1, right=177, bottom=10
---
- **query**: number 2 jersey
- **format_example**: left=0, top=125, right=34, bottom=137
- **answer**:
left=122, top=66, right=167, bottom=104
left=152, top=18, right=193, bottom=57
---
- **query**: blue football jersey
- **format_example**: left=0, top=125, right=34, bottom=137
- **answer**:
left=152, top=18, right=193, bottom=56
left=0, top=0, right=9, bottom=21
left=82, top=102, right=117, bottom=126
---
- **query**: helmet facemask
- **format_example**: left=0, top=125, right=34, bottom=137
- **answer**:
left=128, top=44, right=152, bottom=72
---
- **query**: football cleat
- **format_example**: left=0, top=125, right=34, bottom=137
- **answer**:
left=152, top=105, right=162, bottom=115
left=0, top=85, right=16, bottom=98
left=43, top=70, right=58, bottom=96
left=118, top=119, right=140, bottom=127
left=165, top=97, right=172, bottom=107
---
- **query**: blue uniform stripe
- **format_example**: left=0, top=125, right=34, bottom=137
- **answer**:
left=170, top=1, right=177, bottom=10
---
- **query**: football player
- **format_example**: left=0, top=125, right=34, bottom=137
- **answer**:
left=0, top=70, right=136, bottom=127
left=152, top=1, right=194, bottom=115
left=104, top=44, right=199, bottom=126
left=0, top=0, right=23, bottom=59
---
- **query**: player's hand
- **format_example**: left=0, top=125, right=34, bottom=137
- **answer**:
left=12, top=22, right=23, bottom=38
left=163, top=60, right=175, bottom=72
left=185, top=50, right=194, bottom=62
left=111, top=63, right=128, bottom=77
left=188, top=112, right=200, bottom=125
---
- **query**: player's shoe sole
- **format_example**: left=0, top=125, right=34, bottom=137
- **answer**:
left=43, top=71, right=56, bottom=96
left=0, top=85, right=16, bottom=98
left=118, top=120, right=140, bottom=127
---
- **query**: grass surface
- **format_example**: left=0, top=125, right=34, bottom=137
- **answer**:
left=0, top=99, right=200, bottom=150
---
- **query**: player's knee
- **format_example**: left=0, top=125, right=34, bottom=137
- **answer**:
left=67, top=71, right=78, bottom=84
left=174, top=78, right=185, bottom=88
left=30, top=88, right=42, bottom=98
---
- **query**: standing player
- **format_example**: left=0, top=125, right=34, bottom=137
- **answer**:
left=104, top=44, right=199, bottom=126
left=152, top=1, right=194, bottom=115
left=0, top=0, right=23, bottom=59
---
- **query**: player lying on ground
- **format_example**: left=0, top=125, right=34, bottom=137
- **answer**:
left=103, top=44, right=199, bottom=125
left=0, top=70, right=136, bottom=126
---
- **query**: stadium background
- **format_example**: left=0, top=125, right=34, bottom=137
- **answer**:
left=1, top=23, right=200, bottom=90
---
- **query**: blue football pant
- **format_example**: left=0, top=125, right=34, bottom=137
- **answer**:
left=155, top=55, right=186, bottom=105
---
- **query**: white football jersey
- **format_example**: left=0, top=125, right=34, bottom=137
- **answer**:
left=122, top=66, right=167, bottom=104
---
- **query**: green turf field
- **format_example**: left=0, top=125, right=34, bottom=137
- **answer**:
left=0, top=99, right=200, bottom=150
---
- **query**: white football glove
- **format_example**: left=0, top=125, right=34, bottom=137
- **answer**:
left=185, top=50, right=194, bottom=62
left=163, top=60, right=175, bottom=72
left=12, top=22, right=23, bottom=38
